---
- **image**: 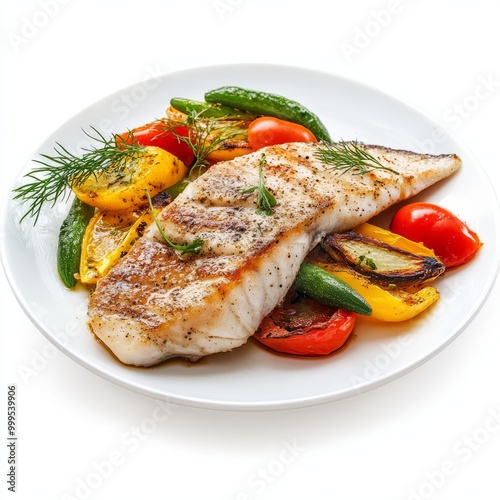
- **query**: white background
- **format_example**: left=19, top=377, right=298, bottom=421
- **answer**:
left=1, top=1, right=500, bottom=499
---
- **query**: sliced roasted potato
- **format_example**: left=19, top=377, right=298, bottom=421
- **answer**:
left=322, top=231, right=445, bottom=287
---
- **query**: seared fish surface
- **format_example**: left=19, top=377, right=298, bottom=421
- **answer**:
left=88, top=142, right=460, bottom=366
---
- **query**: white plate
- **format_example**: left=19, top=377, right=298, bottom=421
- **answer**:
left=1, top=64, right=499, bottom=411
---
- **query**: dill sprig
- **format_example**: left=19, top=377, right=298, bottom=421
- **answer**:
left=13, top=127, right=145, bottom=224
left=315, top=140, right=399, bottom=176
left=168, top=110, right=249, bottom=179
left=146, top=189, right=204, bottom=255
left=241, top=153, right=277, bottom=216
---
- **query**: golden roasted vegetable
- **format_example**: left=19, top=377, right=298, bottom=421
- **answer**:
left=166, top=106, right=253, bottom=163
left=73, top=146, right=186, bottom=211
left=309, top=260, right=440, bottom=322
left=306, top=224, right=444, bottom=322
left=79, top=209, right=154, bottom=284
left=353, top=223, right=437, bottom=258
left=322, top=231, right=445, bottom=287
left=205, top=139, right=253, bottom=163
left=79, top=191, right=171, bottom=284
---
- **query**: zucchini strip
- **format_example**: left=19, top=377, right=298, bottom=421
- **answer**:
left=294, top=262, right=372, bottom=315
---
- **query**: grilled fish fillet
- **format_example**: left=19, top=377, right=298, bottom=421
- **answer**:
left=88, top=142, right=460, bottom=366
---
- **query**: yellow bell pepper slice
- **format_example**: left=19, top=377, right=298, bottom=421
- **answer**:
left=79, top=209, right=155, bottom=284
left=310, top=223, right=442, bottom=322
left=73, top=146, right=186, bottom=211
left=312, top=262, right=440, bottom=322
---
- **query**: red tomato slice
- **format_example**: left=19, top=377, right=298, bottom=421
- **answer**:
left=248, top=116, right=318, bottom=150
left=116, top=121, right=195, bottom=166
left=253, top=292, right=356, bottom=357
left=389, top=202, right=482, bottom=268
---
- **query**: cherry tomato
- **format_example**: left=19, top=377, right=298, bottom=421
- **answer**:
left=247, top=116, right=318, bottom=150
left=116, top=121, right=195, bottom=166
left=253, top=292, right=355, bottom=357
left=389, top=202, right=482, bottom=268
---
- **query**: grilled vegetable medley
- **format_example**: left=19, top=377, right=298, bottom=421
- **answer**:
left=14, top=85, right=482, bottom=360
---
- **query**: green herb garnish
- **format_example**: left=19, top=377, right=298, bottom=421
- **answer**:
left=13, top=127, right=145, bottom=224
left=357, top=255, right=377, bottom=269
left=241, top=153, right=277, bottom=216
left=315, top=140, right=399, bottom=176
left=146, top=189, right=204, bottom=255
left=169, top=110, right=249, bottom=179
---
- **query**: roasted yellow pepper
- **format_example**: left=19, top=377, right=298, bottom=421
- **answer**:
left=312, top=262, right=439, bottom=322
left=73, top=146, right=186, bottom=211
left=309, top=223, right=442, bottom=322
left=79, top=209, right=155, bottom=284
